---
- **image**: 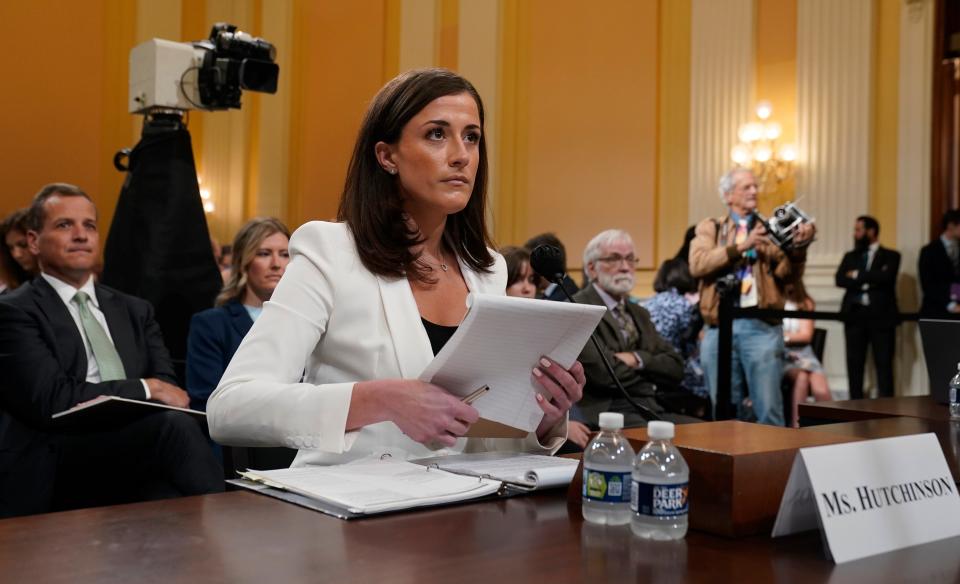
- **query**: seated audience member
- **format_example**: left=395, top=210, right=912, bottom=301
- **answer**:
left=502, top=245, right=538, bottom=299
left=208, top=69, right=582, bottom=464
left=0, top=183, right=223, bottom=518
left=524, top=232, right=580, bottom=300
left=186, top=218, right=291, bottom=411
left=642, top=258, right=707, bottom=400
left=504, top=245, right=591, bottom=449
left=573, top=229, right=697, bottom=428
left=782, top=281, right=830, bottom=428
left=0, top=209, right=39, bottom=292
left=919, top=209, right=960, bottom=318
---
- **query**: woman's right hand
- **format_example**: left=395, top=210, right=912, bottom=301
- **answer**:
left=350, top=379, right=479, bottom=447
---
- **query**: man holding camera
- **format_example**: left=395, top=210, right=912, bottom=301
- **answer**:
left=689, top=169, right=814, bottom=426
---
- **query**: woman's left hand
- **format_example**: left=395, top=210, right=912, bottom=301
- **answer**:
left=533, top=357, right=586, bottom=439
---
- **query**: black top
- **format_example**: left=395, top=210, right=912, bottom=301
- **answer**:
left=421, top=318, right=458, bottom=355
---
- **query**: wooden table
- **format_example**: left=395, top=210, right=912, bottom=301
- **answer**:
left=799, top=395, right=948, bottom=423
left=798, top=396, right=960, bottom=482
left=2, top=489, right=959, bottom=584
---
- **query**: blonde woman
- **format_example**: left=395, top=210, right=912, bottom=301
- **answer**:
left=186, top=218, right=290, bottom=411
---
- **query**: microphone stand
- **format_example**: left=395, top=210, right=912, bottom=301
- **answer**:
left=547, top=275, right=662, bottom=423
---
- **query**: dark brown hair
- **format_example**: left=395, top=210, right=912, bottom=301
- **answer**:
left=524, top=232, right=566, bottom=265
left=0, top=209, right=34, bottom=289
left=856, top=215, right=880, bottom=236
left=653, top=257, right=697, bottom=294
left=785, top=278, right=811, bottom=305
left=27, top=183, right=94, bottom=231
left=501, top=246, right=534, bottom=289
left=337, top=68, right=494, bottom=282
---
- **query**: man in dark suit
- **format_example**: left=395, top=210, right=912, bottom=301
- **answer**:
left=524, top=232, right=580, bottom=301
left=918, top=209, right=960, bottom=319
left=574, top=229, right=695, bottom=428
left=835, top=215, right=901, bottom=399
left=0, top=183, right=222, bottom=517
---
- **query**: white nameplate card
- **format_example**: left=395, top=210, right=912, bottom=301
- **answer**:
left=772, top=433, right=960, bottom=564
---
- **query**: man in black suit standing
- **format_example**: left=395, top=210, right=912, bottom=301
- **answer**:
left=835, top=216, right=901, bottom=399
left=574, top=229, right=696, bottom=428
left=0, top=183, right=222, bottom=517
left=918, top=209, right=960, bottom=319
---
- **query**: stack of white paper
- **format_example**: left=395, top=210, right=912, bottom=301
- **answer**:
left=419, top=293, right=605, bottom=433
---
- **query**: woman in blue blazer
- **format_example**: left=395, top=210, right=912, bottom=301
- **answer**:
left=186, top=217, right=290, bottom=411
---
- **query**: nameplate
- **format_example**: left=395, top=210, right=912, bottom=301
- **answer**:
left=772, top=433, right=960, bottom=564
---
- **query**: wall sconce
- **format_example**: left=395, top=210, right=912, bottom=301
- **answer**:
left=198, top=177, right=215, bottom=214
left=730, top=100, right=796, bottom=194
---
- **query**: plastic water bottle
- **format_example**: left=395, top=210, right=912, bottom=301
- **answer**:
left=950, top=363, right=960, bottom=421
left=631, top=421, right=689, bottom=540
left=582, top=412, right=635, bottom=525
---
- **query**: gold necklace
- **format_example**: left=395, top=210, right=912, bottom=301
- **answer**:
left=418, top=251, right=449, bottom=272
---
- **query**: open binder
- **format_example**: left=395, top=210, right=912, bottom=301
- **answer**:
left=232, top=453, right=579, bottom=519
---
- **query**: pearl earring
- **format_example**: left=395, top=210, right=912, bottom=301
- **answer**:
left=388, top=168, right=397, bottom=175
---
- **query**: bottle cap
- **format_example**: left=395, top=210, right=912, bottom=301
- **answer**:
left=598, top=412, right=624, bottom=430
left=647, top=421, right=675, bottom=440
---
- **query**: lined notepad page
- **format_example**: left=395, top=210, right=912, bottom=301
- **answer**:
left=419, top=294, right=605, bottom=432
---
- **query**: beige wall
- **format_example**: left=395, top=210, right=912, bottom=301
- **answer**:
left=0, top=0, right=133, bottom=234
left=514, top=0, right=658, bottom=270
left=0, top=0, right=924, bottom=302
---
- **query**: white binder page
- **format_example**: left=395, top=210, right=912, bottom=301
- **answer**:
left=241, top=460, right=500, bottom=514
left=418, top=294, right=606, bottom=432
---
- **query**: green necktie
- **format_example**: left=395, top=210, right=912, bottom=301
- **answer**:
left=73, top=291, right=126, bottom=381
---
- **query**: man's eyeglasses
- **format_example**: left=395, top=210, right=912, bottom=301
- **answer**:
left=596, top=254, right=639, bottom=267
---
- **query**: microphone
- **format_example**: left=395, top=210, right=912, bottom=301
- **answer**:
left=529, top=245, right=661, bottom=423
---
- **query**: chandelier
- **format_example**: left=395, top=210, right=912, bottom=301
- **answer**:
left=730, top=101, right=796, bottom=194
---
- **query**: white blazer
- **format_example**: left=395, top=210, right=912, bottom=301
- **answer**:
left=208, top=221, right=566, bottom=466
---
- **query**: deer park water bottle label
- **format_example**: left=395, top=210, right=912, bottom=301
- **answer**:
left=631, top=480, right=689, bottom=517
left=582, top=469, right=631, bottom=503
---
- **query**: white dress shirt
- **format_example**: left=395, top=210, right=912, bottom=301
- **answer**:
left=41, top=273, right=150, bottom=398
left=858, top=242, right=880, bottom=305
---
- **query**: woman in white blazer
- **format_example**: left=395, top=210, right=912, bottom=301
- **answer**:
left=208, top=69, right=583, bottom=466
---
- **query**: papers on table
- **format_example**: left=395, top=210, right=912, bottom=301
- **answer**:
left=413, top=452, right=580, bottom=490
left=236, top=453, right=580, bottom=518
left=239, top=458, right=501, bottom=515
left=419, top=293, right=605, bottom=436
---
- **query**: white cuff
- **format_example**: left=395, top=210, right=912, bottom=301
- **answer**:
left=141, top=379, right=151, bottom=400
